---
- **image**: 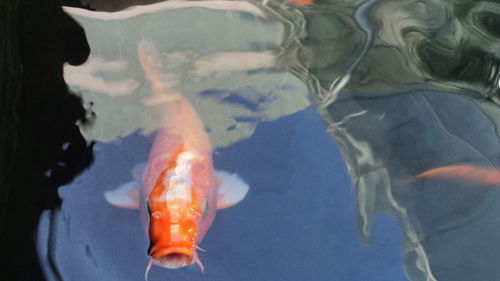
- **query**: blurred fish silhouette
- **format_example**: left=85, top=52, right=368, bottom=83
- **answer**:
left=104, top=40, right=249, bottom=275
left=409, top=165, right=500, bottom=186
left=287, top=0, right=315, bottom=6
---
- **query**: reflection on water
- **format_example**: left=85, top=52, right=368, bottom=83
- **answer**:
left=6, top=0, right=497, bottom=280
left=62, top=2, right=310, bottom=148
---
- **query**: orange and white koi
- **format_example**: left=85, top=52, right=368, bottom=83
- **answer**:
left=104, top=40, right=249, bottom=274
left=409, top=165, right=500, bottom=186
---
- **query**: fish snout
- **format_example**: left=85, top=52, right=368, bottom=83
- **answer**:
left=151, top=247, right=194, bottom=269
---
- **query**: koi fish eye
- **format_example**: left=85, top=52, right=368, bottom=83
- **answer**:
left=146, top=200, right=164, bottom=219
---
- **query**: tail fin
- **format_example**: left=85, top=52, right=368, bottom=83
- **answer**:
left=137, top=40, right=183, bottom=105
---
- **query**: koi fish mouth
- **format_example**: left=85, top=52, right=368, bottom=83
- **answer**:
left=151, top=247, right=194, bottom=269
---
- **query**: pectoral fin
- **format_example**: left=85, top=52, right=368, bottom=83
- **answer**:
left=131, top=162, right=148, bottom=182
left=104, top=181, right=140, bottom=209
left=215, top=171, right=249, bottom=210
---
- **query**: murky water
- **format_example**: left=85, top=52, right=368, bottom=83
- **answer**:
left=2, top=0, right=499, bottom=281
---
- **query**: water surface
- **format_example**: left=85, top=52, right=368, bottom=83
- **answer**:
left=7, top=0, right=499, bottom=281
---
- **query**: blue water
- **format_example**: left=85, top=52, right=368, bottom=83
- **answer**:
left=27, top=1, right=500, bottom=281
left=38, top=108, right=407, bottom=281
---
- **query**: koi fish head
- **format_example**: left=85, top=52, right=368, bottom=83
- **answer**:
left=146, top=150, right=213, bottom=270
left=147, top=200, right=200, bottom=269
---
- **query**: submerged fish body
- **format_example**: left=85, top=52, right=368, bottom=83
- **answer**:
left=410, top=165, right=500, bottom=186
left=105, top=40, right=249, bottom=272
left=287, top=0, right=315, bottom=6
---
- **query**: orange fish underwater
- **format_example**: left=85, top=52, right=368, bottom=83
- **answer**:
left=410, top=165, right=500, bottom=186
left=287, top=0, right=314, bottom=6
left=105, top=40, right=249, bottom=274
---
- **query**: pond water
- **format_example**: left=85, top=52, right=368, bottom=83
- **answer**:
left=4, top=0, right=499, bottom=281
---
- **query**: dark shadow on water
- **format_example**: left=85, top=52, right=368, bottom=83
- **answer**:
left=1, top=1, right=94, bottom=280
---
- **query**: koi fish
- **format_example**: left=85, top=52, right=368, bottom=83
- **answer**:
left=104, top=40, right=249, bottom=274
left=409, top=165, right=500, bottom=186
left=287, top=0, right=314, bottom=6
